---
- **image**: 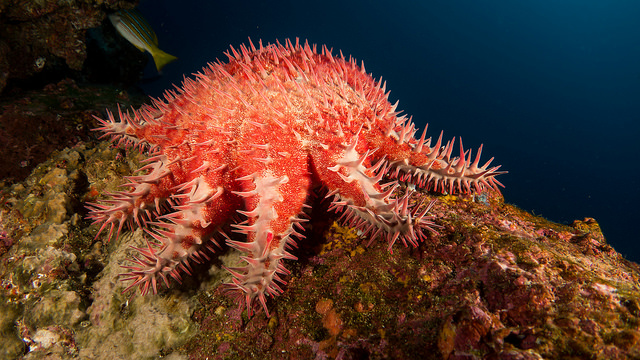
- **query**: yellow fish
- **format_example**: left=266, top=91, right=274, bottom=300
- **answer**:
left=109, top=9, right=177, bottom=71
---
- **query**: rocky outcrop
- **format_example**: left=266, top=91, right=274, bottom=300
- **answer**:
left=0, top=137, right=638, bottom=359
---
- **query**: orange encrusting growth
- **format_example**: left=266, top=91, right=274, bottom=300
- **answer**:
left=86, top=38, right=505, bottom=317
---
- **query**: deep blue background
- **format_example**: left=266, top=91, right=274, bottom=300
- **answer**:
left=135, top=0, right=640, bottom=262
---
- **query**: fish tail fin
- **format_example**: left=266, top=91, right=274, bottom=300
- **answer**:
left=150, top=48, right=178, bottom=71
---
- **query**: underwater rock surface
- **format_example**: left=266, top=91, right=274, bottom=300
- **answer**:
left=0, top=68, right=637, bottom=360
left=0, top=78, right=145, bottom=183
left=0, top=135, right=638, bottom=359
left=0, top=0, right=138, bottom=93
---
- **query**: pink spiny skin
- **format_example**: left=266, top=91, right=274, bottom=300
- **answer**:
left=86, top=38, right=505, bottom=317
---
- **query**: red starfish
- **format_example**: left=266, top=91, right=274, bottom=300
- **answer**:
left=87, top=38, right=505, bottom=317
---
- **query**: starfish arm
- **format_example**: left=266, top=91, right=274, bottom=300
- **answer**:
left=222, top=119, right=312, bottom=317
left=86, top=154, right=179, bottom=242
left=89, top=143, right=242, bottom=294
left=225, top=167, right=311, bottom=317
left=115, top=170, right=240, bottom=295
left=374, top=122, right=507, bottom=195
left=311, top=140, right=439, bottom=252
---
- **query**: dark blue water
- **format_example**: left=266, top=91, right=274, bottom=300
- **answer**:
left=136, top=0, right=640, bottom=262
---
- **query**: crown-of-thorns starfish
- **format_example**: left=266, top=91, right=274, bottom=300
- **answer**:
left=86, top=38, right=505, bottom=317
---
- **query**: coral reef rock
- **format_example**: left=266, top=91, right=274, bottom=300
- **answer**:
left=0, top=0, right=137, bottom=93
left=0, top=40, right=639, bottom=360
left=0, top=121, right=639, bottom=360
